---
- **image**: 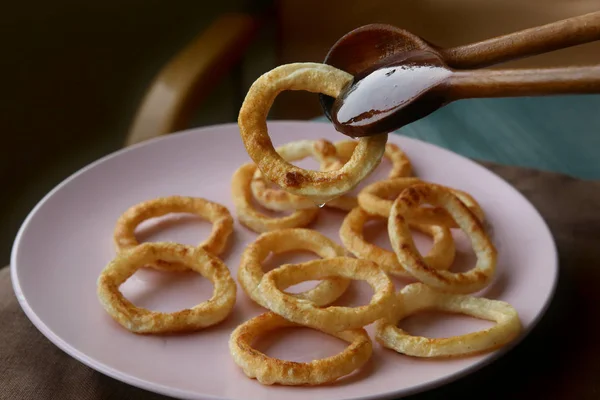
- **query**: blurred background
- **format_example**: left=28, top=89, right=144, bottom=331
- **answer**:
left=2, top=0, right=600, bottom=264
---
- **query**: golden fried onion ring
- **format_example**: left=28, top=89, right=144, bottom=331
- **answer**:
left=238, top=63, right=388, bottom=204
left=251, top=140, right=412, bottom=213
left=250, top=139, right=347, bottom=211
left=340, top=207, right=455, bottom=277
left=114, top=196, right=234, bottom=271
left=97, top=242, right=237, bottom=334
left=231, top=163, right=319, bottom=233
left=258, top=257, right=396, bottom=333
left=321, top=141, right=413, bottom=211
left=334, top=141, right=412, bottom=179
left=358, top=178, right=485, bottom=227
left=229, top=312, right=372, bottom=385
left=238, top=228, right=350, bottom=307
left=389, top=184, right=497, bottom=293
left=375, top=283, right=521, bottom=357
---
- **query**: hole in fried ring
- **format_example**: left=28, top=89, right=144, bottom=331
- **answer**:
left=375, top=283, right=521, bottom=358
left=388, top=184, right=497, bottom=294
left=238, top=62, right=388, bottom=204
left=97, top=242, right=237, bottom=334
left=238, top=228, right=350, bottom=307
left=231, top=163, right=319, bottom=233
left=229, top=312, right=372, bottom=385
left=258, top=257, right=396, bottom=333
left=358, top=178, right=485, bottom=226
left=339, top=207, right=455, bottom=277
left=113, top=196, right=234, bottom=271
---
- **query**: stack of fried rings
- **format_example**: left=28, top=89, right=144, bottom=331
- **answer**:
left=230, top=62, right=521, bottom=386
left=231, top=137, right=414, bottom=234
left=96, top=62, right=522, bottom=388
left=97, top=196, right=238, bottom=334
left=231, top=228, right=396, bottom=385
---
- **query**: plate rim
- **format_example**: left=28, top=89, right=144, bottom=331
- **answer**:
left=10, top=120, right=559, bottom=400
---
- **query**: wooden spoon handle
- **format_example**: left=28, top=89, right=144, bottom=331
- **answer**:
left=440, top=11, right=600, bottom=69
left=447, top=66, right=600, bottom=99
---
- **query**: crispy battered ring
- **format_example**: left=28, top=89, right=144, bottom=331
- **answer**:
left=334, top=141, right=413, bottom=179
left=238, top=62, right=389, bottom=204
left=339, top=207, right=455, bottom=277
left=114, top=196, right=234, bottom=271
left=358, top=178, right=485, bottom=227
left=375, top=283, right=521, bottom=357
left=238, top=228, right=350, bottom=307
left=251, top=141, right=412, bottom=213
left=258, top=257, right=396, bottom=333
left=389, top=184, right=497, bottom=294
left=321, top=141, right=412, bottom=211
left=250, top=139, right=349, bottom=211
left=231, top=163, right=319, bottom=233
left=229, top=312, right=372, bottom=385
left=97, top=242, right=237, bottom=334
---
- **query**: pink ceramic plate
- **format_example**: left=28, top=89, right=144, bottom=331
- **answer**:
left=11, top=121, right=557, bottom=400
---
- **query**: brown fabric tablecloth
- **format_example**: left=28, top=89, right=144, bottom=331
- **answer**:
left=2, top=161, right=600, bottom=400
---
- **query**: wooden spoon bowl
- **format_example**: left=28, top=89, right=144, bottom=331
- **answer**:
left=320, top=24, right=432, bottom=120
left=320, top=12, right=600, bottom=125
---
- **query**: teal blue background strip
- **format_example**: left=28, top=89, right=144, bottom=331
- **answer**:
left=315, top=95, right=600, bottom=180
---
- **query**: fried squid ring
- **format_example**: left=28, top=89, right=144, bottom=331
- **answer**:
left=238, top=63, right=388, bottom=204
left=316, top=146, right=360, bottom=213
left=358, top=178, right=485, bottom=227
left=389, top=184, right=497, bottom=294
left=238, top=228, right=349, bottom=307
left=114, top=196, right=234, bottom=272
left=334, top=141, right=413, bottom=179
left=258, top=257, right=396, bottom=333
left=97, top=242, right=237, bottom=334
left=252, top=140, right=413, bottom=213
left=319, top=141, right=412, bottom=211
left=231, top=163, right=319, bottom=233
left=339, top=207, right=455, bottom=277
left=250, top=139, right=348, bottom=211
left=375, top=283, right=521, bottom=358
left=229, top=312, right=372, bottom=385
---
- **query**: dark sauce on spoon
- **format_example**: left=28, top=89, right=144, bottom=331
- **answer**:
left=331, top=51, right=454, bottom=138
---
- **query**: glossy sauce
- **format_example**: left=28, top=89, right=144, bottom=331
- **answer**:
left=331, top=51, right=454, bottom=137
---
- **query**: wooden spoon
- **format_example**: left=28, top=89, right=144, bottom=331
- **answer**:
left=319, top=11, right=600, bottom=136
left=328, top=50, right=600, bottom=138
